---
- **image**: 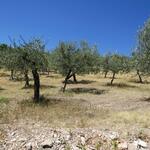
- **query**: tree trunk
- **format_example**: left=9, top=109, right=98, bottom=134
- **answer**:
left=73, top=73, right=77, bottom=83
left=104, top=71, right=108, bottom=78
left=24, top=70, right=30, bottom=87
left=63, top=70, right=72, bottom=92
left=137, top=70, right=143, bottom=83
left=110, top=72, right=115, bottom=85
left=32, top=69, right=40, bottom=102
left=10, top=69, right=14, bottom=80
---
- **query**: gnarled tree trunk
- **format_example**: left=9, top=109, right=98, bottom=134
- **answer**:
left=32, top=69, right=40, bottom=102
left=110, top=72, right=115, bottom=85
left=24, top=70, right=30, bottom=87
left=104, top=71, right=108, bottom=78
left=137, top=69, right=143, bottom=83
left=73, top=73, right=77, bottom=83
left=63, top=69, right=72, bottom=92
left=10, top=69, right=14, bottom=80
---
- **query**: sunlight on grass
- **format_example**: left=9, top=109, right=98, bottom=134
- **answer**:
left=0, top=72, right=150, bottom=138
left=0, top=97, right=9, bottom=104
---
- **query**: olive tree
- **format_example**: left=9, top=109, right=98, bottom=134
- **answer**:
left=134, top=18, right=150, bottom=79
left=5, top=46, right=20, bottom=80
left=131, top=51, right=145, bottom=83
left=45, top=51, right=58, bottom=74
left=0, top=44, right=17, bottom=80
left=52, top=41, right=100, bottom=92
left=0, top=44, right=9, bottom=69
left=0, top=43, right=25, bottom=81
left=16, top=38, right=48, bottom=102
left=107, top=54, right=130, bottom=85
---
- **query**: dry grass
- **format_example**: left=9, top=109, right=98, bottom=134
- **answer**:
left=0, top=70, right=150, bottom=138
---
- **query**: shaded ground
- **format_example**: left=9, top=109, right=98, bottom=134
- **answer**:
left=67, top=87, right=106, bottom=95
left=62, top=79, right=95, bottom=84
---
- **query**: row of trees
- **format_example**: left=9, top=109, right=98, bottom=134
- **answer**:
left=0, top=18, right=150, bottom=103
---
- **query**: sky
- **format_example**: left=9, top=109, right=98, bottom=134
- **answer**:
left=0, top=0, right=150, bottom=55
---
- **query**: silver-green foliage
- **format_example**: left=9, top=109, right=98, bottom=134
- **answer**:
left=52, top=41, right=100, bottom=76
left=136, top=18, right=150, bottom=75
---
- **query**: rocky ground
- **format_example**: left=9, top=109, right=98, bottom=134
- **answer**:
left=0, top=122, right=150, bottom=150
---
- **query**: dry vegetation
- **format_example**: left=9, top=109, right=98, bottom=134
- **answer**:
left=0, top=71, right=150, bottom=140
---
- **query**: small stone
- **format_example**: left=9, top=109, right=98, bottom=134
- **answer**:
left=107, top=132, right=119, bottom=140
left=72, top=145, right=80, bottom=150
left=137, top=139, right=147, bottom=148
left=11, top=132, right=16, bottom=136
left=59, top=144, right=65, bottom=150
left=128, top=143, right=137, bottom=150
left=55, top=139, right=62, bottom=145
left=118, top=141, right=128, bottom=150
left=53, top=133, right=57, bottom=138
left=87, top=145, right=95, bottom=150
left=10, top=138, right=16, bottom=142
left=18, top=138, right=27, bottom=142
left=81, top=136, right=86, bottom=145
left=41, top=139, right=54, bottom=148
left=26, top=142, right=32, bottom=150
left=66, top=134, right=71, bottom=141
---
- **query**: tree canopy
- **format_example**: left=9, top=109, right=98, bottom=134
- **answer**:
left=51, top=41, right=100, bottom=91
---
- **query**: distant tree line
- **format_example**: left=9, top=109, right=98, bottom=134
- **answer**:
left=0, top=18, right=150, bottom=103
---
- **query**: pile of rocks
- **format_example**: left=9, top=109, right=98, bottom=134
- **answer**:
left=0, top=124, right=149, bottom=150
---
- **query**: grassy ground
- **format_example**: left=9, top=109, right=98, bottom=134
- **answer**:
left=0, top=71, right=150, bottom=139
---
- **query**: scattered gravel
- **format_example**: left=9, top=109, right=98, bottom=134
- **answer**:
left=0, top=122, right=150, bottom=150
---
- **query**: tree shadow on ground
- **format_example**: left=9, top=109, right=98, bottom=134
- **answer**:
left=10, top=78, right=33, bottom=82
left=20, top=96, right=65, bottom=107
left=105, top=83, right=137, bottom=88
left=0, top=73, right=10, bottom=77
left=142, top=97, right=150, bottom=102
left=0, top=87, right=5, bottom=91
left=62, top=79, right=95, bottom=84
left=40, top=85, right=57, bottom=89
left=39, top=96, right=64, bottom=106
left=129, top=79, right=150, bottom=84
left=104, top=77, right=118, bottom=79
left=46, top=75, right=61, bottom=79
left=67, top=87, right=106, bottom=95
left=22, top=84, right=57, bottom=90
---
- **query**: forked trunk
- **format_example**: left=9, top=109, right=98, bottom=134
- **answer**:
left=63, top=70, right=72, bottom=92
left=137, top=70, right=143, bottom=83
left=32, top=69, right=40, bottom=102
left=110, top=72, right=115, bottom=85
left=73, top=73, right=77, bottom=83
